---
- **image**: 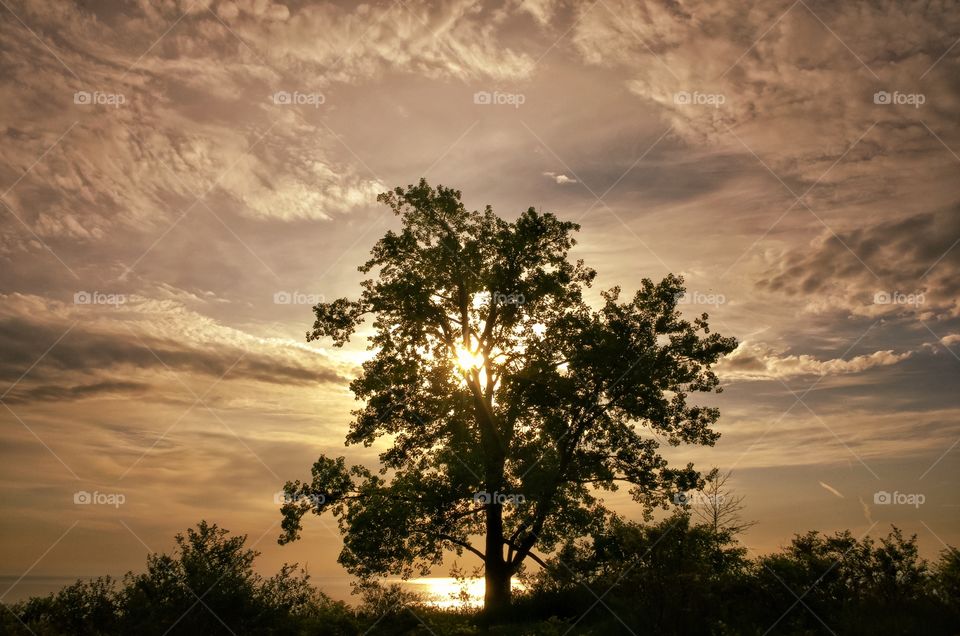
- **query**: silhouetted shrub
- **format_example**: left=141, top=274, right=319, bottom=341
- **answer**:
left=524, top=512, right=749, bottom=635
left=14, top=576, right=119, bottom=635
left=3, top=521, right=358, bottom=635
left=753, top=527, right=956, bottom=635
left=520, top=514, right=959, bottom=635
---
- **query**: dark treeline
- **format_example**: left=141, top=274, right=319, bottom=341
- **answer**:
left=3, top=515, right=958, bottom=635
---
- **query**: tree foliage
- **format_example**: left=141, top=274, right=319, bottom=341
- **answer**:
left=279, top=180, right=737, bottom=611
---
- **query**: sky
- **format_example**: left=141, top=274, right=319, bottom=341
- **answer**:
left=0, top=0, right=958, bottom=603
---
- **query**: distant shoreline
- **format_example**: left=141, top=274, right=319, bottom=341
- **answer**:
left=0, top=574, right=356, bottom=606
left=0, top=575, right=498, bottom=607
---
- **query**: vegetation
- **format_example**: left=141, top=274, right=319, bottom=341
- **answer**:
left=279, top=180, right=737, bottom=613
left=2, top=521, right=356, bottom=636
left=3, top=518, right=958, bottom=635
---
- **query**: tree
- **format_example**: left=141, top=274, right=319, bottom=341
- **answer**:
left=278, top=180, right=737, bottom=614
left=689, top=468, right=756, bottom=535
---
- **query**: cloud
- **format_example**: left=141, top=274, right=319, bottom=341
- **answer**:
left=819, top=481, right=844, bottom=498
left=0, top=0, right=397, bottom=240
left=717, top=340, right=912, bottom=381
left=679, top=405, right=960, bottom=470
left=569, top=0, right=960, bottom=181
left=510, top=0, right=560, bottom=26
left=0, top=294, right=347, bottom=405
left=941, top=334, right=960, bottom=346
left=211, top=0, right=537, bottom=83
left=859, top=496, right=874, bottom=525
left=0, top=0, right=551, bottom=240
left=756, top=207, right=960, bottom=320
left=2, top=380, right=151, bottom=405
left=543, top=171, right=577, bottom=184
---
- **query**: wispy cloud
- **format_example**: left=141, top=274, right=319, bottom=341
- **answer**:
left=819, top=481, right=844, bottom=498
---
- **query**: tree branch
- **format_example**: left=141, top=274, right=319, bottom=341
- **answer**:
left=504, top=538, right=549, bottom=570
left=434, top=533, right=486, bottom=561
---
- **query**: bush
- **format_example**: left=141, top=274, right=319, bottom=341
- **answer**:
left=752, top=527, right=952, bottom=635
left=13, top=576, right=119, bottom=635
left=3, top=521, right=358, bottom=635
left=525, top=512, right=749, bottom=635
left=521, top=514, right=959, bottom=636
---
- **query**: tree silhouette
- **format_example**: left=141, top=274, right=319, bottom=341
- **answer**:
left=278, top=180, right=737, bottom=614
left=4, top=521, right=351, bottom=635
left=691, top=468, right=756, bottom=535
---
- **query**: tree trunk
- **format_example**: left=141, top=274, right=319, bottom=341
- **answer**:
left=484, top=499, right=512, bottom=617
left=476, top=380, right=510, bottom=618
left=484, top=562, right=512, bottom=616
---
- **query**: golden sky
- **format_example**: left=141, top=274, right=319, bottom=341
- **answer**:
left=1, top=0, right=958, bottom=602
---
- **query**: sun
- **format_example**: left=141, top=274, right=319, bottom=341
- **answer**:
left=455, top=344, right=484, bottom=371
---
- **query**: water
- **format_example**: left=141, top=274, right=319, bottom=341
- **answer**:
left=1, top=575, right=521, bottom=608
left=1, top=575, right=87, bottom=603
left=0, top=574, right=355, bottom=605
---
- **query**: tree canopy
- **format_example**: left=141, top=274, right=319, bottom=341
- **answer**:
left=278, top=180, right=738, bottom=612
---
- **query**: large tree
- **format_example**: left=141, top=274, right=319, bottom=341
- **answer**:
left=278, top=180, right=737, bottom=614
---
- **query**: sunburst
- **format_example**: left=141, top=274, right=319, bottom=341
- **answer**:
left=454, top=343, right=484, bottom=371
